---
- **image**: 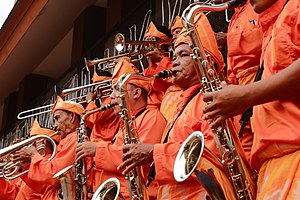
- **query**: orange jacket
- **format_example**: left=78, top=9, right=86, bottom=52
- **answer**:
left=251, top=0, right=300, bottom=169
left=227, top=1, right=262, bottom=85
left=27, top=132, right=77, bottom=200
left=94, top=106, right=167, bottom=199
left=15, top=180, right=42, bottom=200
left=85, top=97, right=120, bottom=142
left=160, top=85, right=182, bottom=121
left=0, top=178, right=21, bottom=200
left=85, top=97, right=120, bottom=193
left=143, top=56, right=173, bottom=108
left=0, top=171, right=46, bottom=200
left=153, top=84, right=221, bottom=200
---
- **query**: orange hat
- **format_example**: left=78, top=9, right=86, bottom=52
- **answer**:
left=92, top=71, right=111, bottom=83
left=144, top=21, right=170, bottom=42
left=171, top=16, right=184, bottom=35
left=52, top=96, right=84, bottom=116
left=174, top=12, right=225, bottom=72
left=30, top=119, right=60, bottom=143
left=174, top=28, right=191, bottom=48
left=128, top=76, right=152, bottom=93
left=112, top=58, right=138, bottom=84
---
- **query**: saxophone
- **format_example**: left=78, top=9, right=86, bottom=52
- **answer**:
left=115, top=73, right=149, bottom=200
left=54, top=103, right=116, bottom=200
left=91, top=70, right=174, bottom=200
left=174, top=0, right=256, bottom=200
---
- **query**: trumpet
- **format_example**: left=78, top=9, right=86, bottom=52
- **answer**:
left=0, top=134, right=57, bottom=180
left=17, top=80, right=112, bottom=120
left=114, top=33, right=172, bottom=53
left=85, top=33, right=172, bottom=70
left=84, top=51, right=143, bottom=70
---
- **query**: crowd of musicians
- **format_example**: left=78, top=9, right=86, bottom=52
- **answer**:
left=1, top=0, right=299, bottom=199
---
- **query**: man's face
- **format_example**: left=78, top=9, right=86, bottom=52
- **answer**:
left=250, top=0, right=277, bottom=13
left=110, top=83, right=122, bottom=115
left=53, top=110, right=74, bottom=139
left=110, top=83, right=140, bottom=115
left=172, top=43, right=199, bottom=90
left=172, top=28, right=182, bottom=41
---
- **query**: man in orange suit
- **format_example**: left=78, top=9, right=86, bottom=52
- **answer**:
left=82, top=70, right=120, bottom=193
left=76, top=58, right=167, bottom=199
left=1, top=119, right=60, bottom=200
left=14, top=97, right=84, bottom=200
left=159, top=16, right=184, bottom=121
left=117, top=13, right=241, bottom=200
left=142, top=21, right=173, bottom=109
left=215, top=0, right=263, bottom=161
left=203, top=0, right=300, bottom=199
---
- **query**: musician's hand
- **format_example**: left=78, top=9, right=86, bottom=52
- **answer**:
left=76, top=142, right=98, bottom=161
left=117, top=143, right=154, bottom=175
left=14, top=146, right=38, bottom=161
left=202, top=81, right=250, bottom=128
left=114, top=56, right=131, bottom=64
left=87, top=192, right=93, bottom=200
left=10, top=137, right=26, bottom=146
left=146, top=47, right=164, bottom=65
left=86, top=92, right=96, bottom=103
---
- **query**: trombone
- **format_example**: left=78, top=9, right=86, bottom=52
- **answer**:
left=17, top=80, right=112, bottom=120
left=85, top=33, right=172, bottom=70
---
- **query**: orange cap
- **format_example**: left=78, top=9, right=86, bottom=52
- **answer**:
left=171, top=16, right=184, bottom=35
left=128, top=76, right=152, bottom=93
left=92, top=71, right=111, bottom=83
left=174, top=12, right=225, bottom=72
left=174, top=28, right=191, bottom=48
left=52, top=96, right=84, bottom=116
left=144, top=21, right=170, bottom=42
left=112, top=58, right=138, bottom=84
left=30, top=119, right=60, bottom=143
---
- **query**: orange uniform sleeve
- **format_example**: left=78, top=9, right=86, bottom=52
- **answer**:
left=0, top=178, right=20, bottom=200
left=27, top=132, right=77, bottom=184
left=95, top=108, right=167, bottom=172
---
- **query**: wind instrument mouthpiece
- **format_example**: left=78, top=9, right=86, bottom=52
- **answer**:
left=154, top=70, right=176, bottom=79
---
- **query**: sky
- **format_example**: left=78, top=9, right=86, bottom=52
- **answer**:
left=0, top=0, right=16, bottom=29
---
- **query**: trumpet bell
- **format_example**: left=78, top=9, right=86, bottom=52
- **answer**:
left=174, top=131, right=204, bottom=182
left=92, top=178, right=124, bottom=200
left=114, top=33, right=125, bottom=52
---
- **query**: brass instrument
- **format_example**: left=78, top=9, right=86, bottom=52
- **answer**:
left=92, top=70, right=174, bottom=199
left=114, top=33, right=171, bottom=53
left=174, top=0, right=256, bottom=200
left=17, top=80, right=112, bottom=120
left=85, top=33, right=172, bottom=71
left=0, top=134, right=57, bottom=180
left=85, top=51, right=143, bottom=71
left=53, top=165, right=76, bottom=200
left=116, top=73, right=149, bottom=200
left=54, top=103, right=116, bottom=200
left=91, top=178, right=125, bottom=200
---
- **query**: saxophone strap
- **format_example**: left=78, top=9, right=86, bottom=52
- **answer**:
left=238, top=61, right=264, bottom=138
left=146, top=88, right=201, bottom=187
left=238, top=0, right=290, bottom=138
left=112, top=107, right=147, bottom=143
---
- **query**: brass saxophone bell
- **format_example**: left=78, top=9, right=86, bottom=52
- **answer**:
left=92, top=178, right=125, bottom=200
